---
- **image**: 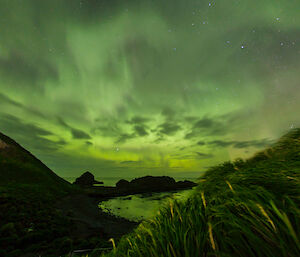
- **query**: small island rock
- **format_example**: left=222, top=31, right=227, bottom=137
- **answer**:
left=73, top=171, right=103, bottom=187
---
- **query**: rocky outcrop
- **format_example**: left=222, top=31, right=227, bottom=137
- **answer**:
left=129, top=176, right=176, bottom=190
left=116, top=179, right=130, bottom=189
left=114, top=176, right=197, bottom=195
left=73, top=172, right=103, bottom=187
left=86, top=175, right=197, bottom=198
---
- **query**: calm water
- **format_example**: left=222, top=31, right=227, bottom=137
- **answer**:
left=64, top=176, right=197, bottom=221
left=98, top=189, right=194, bottom=222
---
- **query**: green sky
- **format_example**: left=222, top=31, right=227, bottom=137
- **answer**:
left=0, top=0, right=299, bottom=178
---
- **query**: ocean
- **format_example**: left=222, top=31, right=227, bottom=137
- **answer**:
left=63, top=176, right=198, bottom=221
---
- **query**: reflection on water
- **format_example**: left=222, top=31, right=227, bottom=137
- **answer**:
left=99, top=189, right=194, bottom=222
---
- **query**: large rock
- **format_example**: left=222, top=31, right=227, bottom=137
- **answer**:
left=73, top=172, right=103, bottom=187
left=130, top=176, right=176, bottom=190
left=116, top=179, right=130, bottom=189
left=115, top=176, right=196, bottom=193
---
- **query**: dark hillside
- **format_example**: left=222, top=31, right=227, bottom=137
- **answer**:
left=0, top=132, right=70, bottom=192
left=0, top=132, right=75, bottom=257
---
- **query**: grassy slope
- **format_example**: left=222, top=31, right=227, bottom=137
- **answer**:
left=0, top=132, right=76, bottom=257
left=0, top=132, right=71, bottom=192
left=98, top=129, right=300, bottom=257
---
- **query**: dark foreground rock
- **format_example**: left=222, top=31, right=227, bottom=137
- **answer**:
left=73, top=171, right=104, bottom=187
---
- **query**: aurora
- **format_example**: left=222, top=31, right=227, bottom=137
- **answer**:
left=0, top=0, right=299, bottom=178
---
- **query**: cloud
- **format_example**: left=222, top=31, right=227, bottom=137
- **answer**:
left=115, top=133, right=136, bottom=144
left=208, top=140, right=235, bottom=147
left=193, top=118, right=217, bottom=129
left=161, top=107, right=176, bottom=120
left=206, top=138, right=274, bottom=149
left=126, top=116, right=150, bottom=124
left=184, top=112, right=248, bottom=139
left=114, top=122, right=150, bottom=144
left=57, top=117, right=91, bottom=139
left=153, top=135, right=165, bottom=143
left=0, top=0, right=299, bottom=177
left=92, top=122, right=122, bottom=137
left=171, top=151, right=214, bottom=160
left=70, top=128, right=91, bottom=139
left=0, top=93, right=24, bottom=108
left=0, top=93, right=46, bottom=118
left=233, top=139, right=274, bottom=149
left=0, top=114, right=65, bottom=152
left=133, top=125, right=148, bottom=136
left=120, top=160, right=143, bottom=165
left=185, top=117, right=225, bottom=139
left=0, top=50, right=58, bottom=90
left=170, top=153, right=196, bottom=160
left=0, top=114, right=52, bottom=137
left=195, top=152, right=214, bottom=159
left=158, top=121, right=181, bottom=135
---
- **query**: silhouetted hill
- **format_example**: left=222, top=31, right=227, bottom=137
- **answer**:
left=0, top=131, right=70, bottom=192
left=0, top=132, right=136, bottom=257
left=0, top=132, right=75, bottom=256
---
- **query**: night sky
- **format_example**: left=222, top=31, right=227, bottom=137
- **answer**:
left=0, top=0, right=299, bottom=178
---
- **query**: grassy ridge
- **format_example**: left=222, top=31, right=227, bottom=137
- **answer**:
left=97, top=129, right=300, bottom=257
left=0, top=132, right=71, bottom=192
left=0, top=132, right=77, bottom=256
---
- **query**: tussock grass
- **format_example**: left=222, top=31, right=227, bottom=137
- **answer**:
left=95, top=129, right=300, bottom=257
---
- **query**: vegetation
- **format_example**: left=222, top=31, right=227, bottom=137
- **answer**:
left=0, top=132, right=98, bottom=257
left=95, top=128, right=300, bottom=257
left=0, top=132, right=71, bottom=191
left=1, top=129, right=299, bottom=256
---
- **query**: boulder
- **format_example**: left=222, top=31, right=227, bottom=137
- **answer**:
left=73, top=172, right=103, bottom=187
left=116, top=179, right=130, bottom=189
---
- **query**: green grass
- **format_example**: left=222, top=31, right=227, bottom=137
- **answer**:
left=0, top=132, right=79, bottom=256
left=0, top=132, right=71, bottom=192
left=94, top=128, right=300, bottom=257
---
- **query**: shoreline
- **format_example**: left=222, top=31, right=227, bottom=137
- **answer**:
left=56, top=193, right=139, bottom=241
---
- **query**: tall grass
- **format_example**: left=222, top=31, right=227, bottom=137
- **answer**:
left=92, top=129, right=300, bottom=257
